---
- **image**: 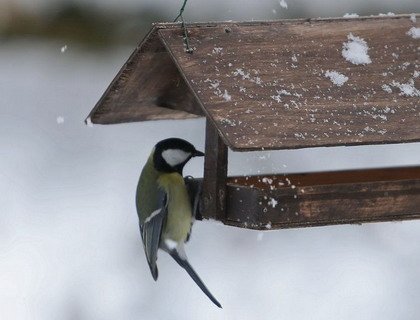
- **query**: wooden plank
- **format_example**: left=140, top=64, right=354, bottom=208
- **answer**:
left=158, top=15, right=420, bottom=150
left=200, top=119, right=228, bottom=220
left=87, top=28, right=203, bottom=124
left=224, top=166, right=420, bottom=229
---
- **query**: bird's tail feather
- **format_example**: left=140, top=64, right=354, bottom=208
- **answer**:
left=169, top=250, right=222, bottom=308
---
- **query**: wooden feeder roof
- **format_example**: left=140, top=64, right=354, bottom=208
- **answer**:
left=88, top=15, right=420, bottom=151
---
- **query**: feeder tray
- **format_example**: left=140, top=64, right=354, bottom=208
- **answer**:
left=88, top=15, right=420, bottom=229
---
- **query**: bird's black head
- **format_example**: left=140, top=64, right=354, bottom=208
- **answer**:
left=153, top=138, right=204, bottom=174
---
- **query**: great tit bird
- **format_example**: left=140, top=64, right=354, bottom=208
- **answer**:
left=136, top=138, right=222, bottom=308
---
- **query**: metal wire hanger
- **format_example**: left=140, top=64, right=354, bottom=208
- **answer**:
left=173, top=0, right=193, bottom=53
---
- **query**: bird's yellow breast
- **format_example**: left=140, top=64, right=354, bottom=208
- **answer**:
left=158, top=173, right=192, bottom=243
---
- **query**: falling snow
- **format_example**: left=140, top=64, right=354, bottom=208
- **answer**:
left=279, top=0, right=288, bottom=9
left=56, top=116, right=64, bottom=124
left=5, top=35, right=420, bottom=320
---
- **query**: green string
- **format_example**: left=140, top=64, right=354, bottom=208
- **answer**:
left=173, top=0, right=193, bottom=53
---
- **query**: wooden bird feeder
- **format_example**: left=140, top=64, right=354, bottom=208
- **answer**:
left=88, top=15, right=420, bottom=230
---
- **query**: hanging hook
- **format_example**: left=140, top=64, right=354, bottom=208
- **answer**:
left=173, top=0, right=193, bottom=54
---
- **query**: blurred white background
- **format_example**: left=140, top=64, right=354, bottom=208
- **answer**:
left=1, top=1, right=420, bottom=319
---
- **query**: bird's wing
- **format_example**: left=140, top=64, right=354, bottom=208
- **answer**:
left=166, top=244, right=222, bottom=308
left=140, top=190, right=167, bottom=281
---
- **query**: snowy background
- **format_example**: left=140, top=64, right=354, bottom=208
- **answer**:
left=5, top=0, right=420, bottom=20
left=1, top=1, right=420, bottom=319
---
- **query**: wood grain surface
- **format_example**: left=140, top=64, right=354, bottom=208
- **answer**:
left=222, top=166, right=420, bottom=229
left=158, top=16, right=419, bottom=150
left=201, top=120, right=229, bottom=220
left=87, top=28, right=203, bottom=124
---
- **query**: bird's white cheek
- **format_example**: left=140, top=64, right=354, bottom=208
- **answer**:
left=162, top=149, right=191, bottom=167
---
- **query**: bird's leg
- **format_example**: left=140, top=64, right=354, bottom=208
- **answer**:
left=173, top=0, right=193, bottom=54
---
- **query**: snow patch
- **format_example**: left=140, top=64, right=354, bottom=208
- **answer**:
left=205, top=79, right=232, bottom=101
left=262, top=177, right=273, bottom=185
left=208, top=80, right=220, bottom=89
left=212, top=47, right=223, bottom=54
left=270, top=88, right=303, bottom=104
left=390, top=79, right=420, bottom=97
left=271, top=89, right=291, bottom=102
left=381, top=84, right=392, bottom=93
left=223, top=90, right=232, bottom=101
left=343, top=13, right=359, bottom=18
left=324, top=70, right=349, bottom=86
left=86, top=117, right=93, bottom=127
left=342, top=33, right=372, bottom=65
left=232, top=68, right=263, bottom=85
left=220, top=118, right=237, bottom=127
left=233, top=68, right=250, bottom=80
left=268, top=198, right=278, bottom=208
left=406, top=27, right=420, bottom=39
left=379, top=12, right=395, bottom=16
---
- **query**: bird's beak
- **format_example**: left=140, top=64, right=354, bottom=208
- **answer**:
left=193, top=150, right=205, bottom=157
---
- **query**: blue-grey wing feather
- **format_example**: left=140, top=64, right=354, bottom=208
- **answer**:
left=140, top=190, right=167, bottom=281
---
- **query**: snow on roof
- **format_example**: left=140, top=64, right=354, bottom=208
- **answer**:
left=406, top=27, right=420, bottom=39
left=342, top=33, right=372, bottom=65
left=89, top=15, right=420, bottom=151
left=324, top=70, right=349, bottom=86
